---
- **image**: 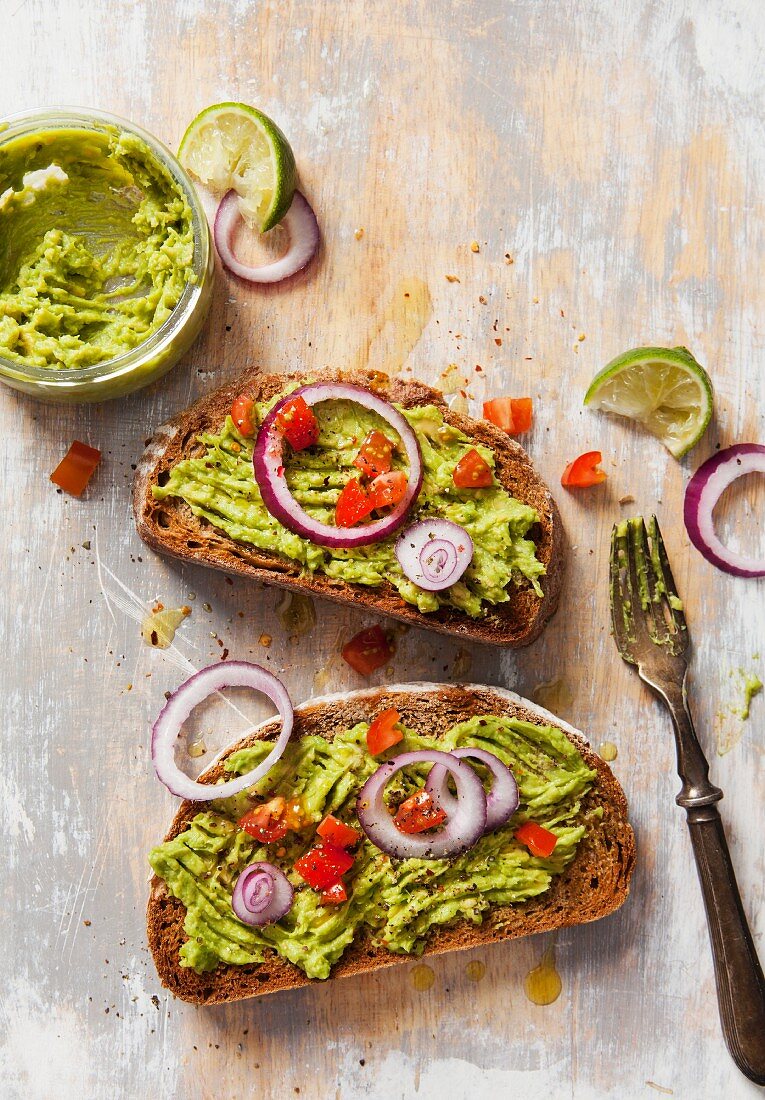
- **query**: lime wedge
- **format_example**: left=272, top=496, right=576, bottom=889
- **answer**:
left=178, top=102, right=297, bottom=233
left=583, top=346, right=713, bottom=458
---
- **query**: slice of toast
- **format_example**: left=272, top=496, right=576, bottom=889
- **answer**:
left=147, top=682, right=635, bottom=1005
left=133, top=368, right=564, bottom=646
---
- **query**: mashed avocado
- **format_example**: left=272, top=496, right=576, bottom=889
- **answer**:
left=149, top=715, right=596, bottom=980
left=0, top=127, right=194, bottom=369
left=152, top=396, right=545, bottom=617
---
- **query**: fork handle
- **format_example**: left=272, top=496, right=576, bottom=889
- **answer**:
left=685, top=802, right=765, bottom=1085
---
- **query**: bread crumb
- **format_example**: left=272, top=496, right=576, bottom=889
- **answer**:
left=354, top=228, right=364, bottom=240
left=259, top=633, right=272, bottom=647
left=578, top=333, right=586, bottom=342
left=618, top=494, right=635, bottom=505
left=470, top=240, right=480, bottom=253
left=504, top=254, right=513, bottom=264
left=445, top=274, right=460, bottom=283
left=478, top=295, right=487, bottom=304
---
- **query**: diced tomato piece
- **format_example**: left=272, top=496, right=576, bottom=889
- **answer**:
left=320, top=880, right=348, bottom=905
left=353, top=430, right=395, bottom=478
left=453, top=448, right=493, bottom=489
left=514, top=821, right=558, bottom=858
left=483, top=397, right=516, bottom=432
left=238, top=797, right=290, bottom=843
left=366, top=707, right=403, bottom=755
left=483, top=396, right=533, bottom=435
left=317, top=814, right=360, bottom=849
left=335, top=477, right=375, bottom=527
left=282, top=799, right=308, bottom=830
left=50, top=441, right=101, bottom=497
left=231, top=395, right=256, bottom=437
left=275, top=395, right=320, bottom=450
left=510, top=398, right=533, bottom=433
left=369, top=470, right=408, bottom=510
left=294, top=842, right=354, bottom=891
left=561, top=450, right=607, bottom=488
left=342, top=625, right=395, bottom=676
left=394, top=790, right=447, bottom=834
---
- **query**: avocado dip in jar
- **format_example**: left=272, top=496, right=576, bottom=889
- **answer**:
left=0, top=107, right=213, bottom=402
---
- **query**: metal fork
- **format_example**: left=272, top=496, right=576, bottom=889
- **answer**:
left=610, top=515, right=765, bottom=1085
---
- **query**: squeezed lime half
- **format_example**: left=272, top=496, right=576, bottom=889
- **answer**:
left=583, top=346, right=713, bottom=458
left=179, top=102, right=297, bottom=232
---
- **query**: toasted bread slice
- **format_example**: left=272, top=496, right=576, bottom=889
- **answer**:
left=133, top=368, right=564, bottom=646
left=147, top=682, right=635, bottom=1005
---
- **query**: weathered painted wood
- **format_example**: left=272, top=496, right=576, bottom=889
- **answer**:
left=0, top=1, right=763, bottom=1097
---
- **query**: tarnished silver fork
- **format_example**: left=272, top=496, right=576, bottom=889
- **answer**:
left=610, top=516, right=765, bottom=1085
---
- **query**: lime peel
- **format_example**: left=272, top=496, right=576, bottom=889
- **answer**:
left=178, top=102, right=297, bottom=233
left=583, top=345, right=713, bottom=459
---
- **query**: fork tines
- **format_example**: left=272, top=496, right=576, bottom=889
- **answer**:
left=609, top=515, right=688, bottom=662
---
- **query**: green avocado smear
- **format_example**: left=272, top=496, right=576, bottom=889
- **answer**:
left=152, top=395, right=546, bottom=617
left=148, top=715, right=596, bottom=980
left=0, top=126, right=194, bottom=369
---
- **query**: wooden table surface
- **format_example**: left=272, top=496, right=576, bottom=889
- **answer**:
left=1, top=1, right=763, bottom=1097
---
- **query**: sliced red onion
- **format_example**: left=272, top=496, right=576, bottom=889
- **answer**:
left=151, top=662, right=293, bottom=801
left=424, top=748, right=519, bottom=833
left=231, top=861, right=293, bottom=926
left=395, top=519, right=474, bottom=591
left=356, top=749, right=487, bottom=860
left=684, top=444, right=765, bottom=577
left=214, top=189, right=319, bottom=284
left=252, top=382, right=423, bottom=547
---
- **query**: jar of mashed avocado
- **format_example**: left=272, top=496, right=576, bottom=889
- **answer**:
left=0, top=108, right=214, bottom=402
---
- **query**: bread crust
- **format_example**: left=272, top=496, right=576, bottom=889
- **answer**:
left=147, top=682, right=635, bottom=1005
left=132, top=368, right=565, bottom=647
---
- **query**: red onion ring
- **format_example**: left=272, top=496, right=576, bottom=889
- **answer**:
left=684, top=443, right=765, bottom=577
left=214, top=189, right=319, bottom=284
left=424, top=747, right=519, bottom=833
left=231, top=861, right=293, bottom=926
left=252, top=382, right=424, bottom=547
left=151, top=662, right=293, bottom=801
left=356, top=749, right=487, bottom=859
left=395, top=519, right=474, bottom=591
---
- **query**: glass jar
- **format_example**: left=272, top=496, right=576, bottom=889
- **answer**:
left=0, top=106, right=214, bottom=403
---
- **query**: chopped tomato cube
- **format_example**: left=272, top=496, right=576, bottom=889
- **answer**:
left=50, top=441, right=101, bottom=497
left=369, top=470, right=408, bottom=510
left=353, top=430, right=395, bottom=477
left=317, top=814, right=360, bottom=849
left=231, top=395, right=256, bottom=436
left=366, top=707, right=404, bottom=755
left=483, top=397, right=515, bottom=432
left=342, top=625, right=395, bottom=676
left=238, top=797, right=290, bottom=843
left=320, top=880, right=348, bottom=905
left=393, top=790, right=447, bottom=834
left=561, top=450, right=607, bottom=488
left=335, top=477, right=375, bottom=527
left=509, top=397, right=533, bottom=433
left=294, top=842, right=354, bottom=891
left=483, top=396, right=533, bottom=435
left=453, top=448, right=493, bottom=488
left=282, top=799, right=308, bottom=830
left=275, top=395, right=320, bottom=450
left=514, top=821, right=558, bottom=857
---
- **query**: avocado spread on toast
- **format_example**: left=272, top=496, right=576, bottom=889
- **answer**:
left=149, top=715, right=596, bottom=981
left=151, top=396, right=545, bottom=617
